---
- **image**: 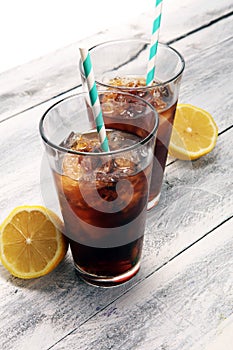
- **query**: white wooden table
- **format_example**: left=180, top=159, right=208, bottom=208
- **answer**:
left=1, top=1, right=233, bottom=349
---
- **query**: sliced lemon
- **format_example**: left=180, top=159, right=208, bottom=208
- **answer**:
left=169, top=104, right=218, bottom=160
left=0, top=205, right=68, bottom=279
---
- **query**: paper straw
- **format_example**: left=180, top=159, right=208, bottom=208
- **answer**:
left=146, top=0, right=163, bottom=86
left=79, top=48, right=110, bottom=152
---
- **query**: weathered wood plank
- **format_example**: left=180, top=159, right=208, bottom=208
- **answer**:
left=0, top=253, right=139, bottom=350
left=0, top=9, right=233, bottom=350
left=172, top=14, right=233, bottom=58
left=51, top=219, right=233, bottom=350
left=1, top=20, right=232, bottom=221
left=0, top=0, right=232, bottom=121
left=0, top=95, right=232, bottom=350
left=160, top=0, right=233, bottom=43
left=0, top=90, right=143, bottom=350
left=145, top=126, right=233, bottom=268
left=172, top=22, right=233, bottom=133
left=0, top=15, right=232, bottom=130
left=191, top=314, right=233, bottom=350
left=0, top=90, right=79, bottom=219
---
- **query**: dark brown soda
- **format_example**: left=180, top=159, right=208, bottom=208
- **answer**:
left=69, top=230, right=144, bottom=283
left=149, top=102, right=177, bottom=203
left=108, top=77, right=177, bottom=206
left=54, top=129, right=152, bottom=285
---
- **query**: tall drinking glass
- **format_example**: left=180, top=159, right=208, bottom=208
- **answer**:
left=39, top=91, right=158, bottom=287
left=79, top=39, right=185, bottom=209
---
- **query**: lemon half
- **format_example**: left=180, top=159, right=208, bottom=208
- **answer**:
left=0, top=206, right=68, bottom=279
left=169, top=104, right=218, bottom=160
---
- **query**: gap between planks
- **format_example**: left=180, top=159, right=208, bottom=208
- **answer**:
left=1, top=10, right=233, bottom=123
left=168, top=9, right=233, bottom=45
left=47, top=213, right=233, bottom=349
left=47, top=216, right=233, bottom=350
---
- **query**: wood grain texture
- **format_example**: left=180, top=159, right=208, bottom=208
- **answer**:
left=0, top=0, right=232, bottom=122
left=0, top=91, right=79, bottom=219
left=0, top=4, right=233, bottom=350
left=172, top=14, right=233, bottom=57
left=174, top=31, right=233, bottom=133
left=191, top=314, right=233, bottom=350
left=0, top=91, right=143, bottom=350
left=0, top=253, right=140, bottom=350
left=50, top=219, right=233, bottom=350
left=145, top=127, right=233, bottom=268
left=0, top=81, right=232, bottom=350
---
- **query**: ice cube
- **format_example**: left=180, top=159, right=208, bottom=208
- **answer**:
left=72, top=134, right=101, bottom=153
left=101, top=101, right=115, bottom=115
left=62, top=154, right=82, bottom=180
left=60, top=132, right=80, bottom=149
left=114, top=158, right=136, bottom=175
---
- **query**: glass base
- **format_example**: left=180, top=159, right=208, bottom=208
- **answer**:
left=74, top=261, right=141, bottom=288
left=147, top=192, right=161, bottom=210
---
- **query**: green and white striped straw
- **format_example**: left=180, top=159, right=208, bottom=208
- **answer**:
left=79, top=48, right=110, bottom=152
left=146, top=0, right=163, bottom=86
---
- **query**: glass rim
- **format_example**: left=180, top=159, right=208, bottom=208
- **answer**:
left=79, top=38, right=185, bottom=90
left=39, top=91, right=159, bottom=157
